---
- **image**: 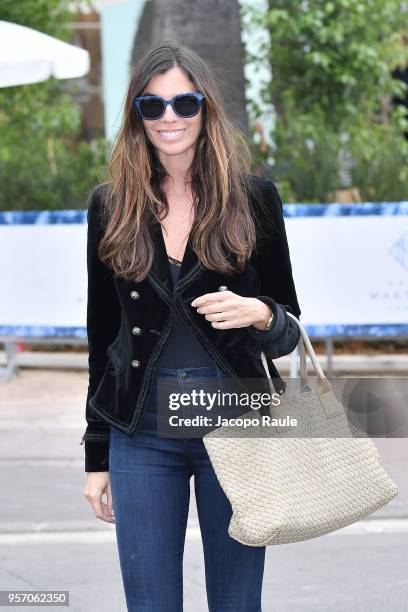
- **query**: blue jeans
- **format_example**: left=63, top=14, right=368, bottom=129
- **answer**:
left=109, top=364, right=265, bottom=612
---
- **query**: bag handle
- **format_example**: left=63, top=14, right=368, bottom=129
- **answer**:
left=287, top=312, right=326, bottom=378
left=260, top=311, right=325, bottom=377
left=260, top=311, right=332, bottom=395
left=260, top=311, right=343, bottom=420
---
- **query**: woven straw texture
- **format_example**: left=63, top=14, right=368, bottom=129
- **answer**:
left=204, top=432, right=399, bottom=546
left=203, top=314, right=399, bottom=546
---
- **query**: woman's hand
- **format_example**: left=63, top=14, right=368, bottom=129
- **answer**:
left=84, top=472, right=115, bottom=523
left=190, top=291, right=272, bottom=331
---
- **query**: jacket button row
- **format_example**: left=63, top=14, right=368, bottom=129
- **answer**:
left=130, top=291, right=140, bottom=299
left=131, top=360, right=140, bottom=368
left=132, top=326, right=142, bottom=335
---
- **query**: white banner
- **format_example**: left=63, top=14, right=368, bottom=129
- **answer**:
left=1, top=203, right=407, bottom=338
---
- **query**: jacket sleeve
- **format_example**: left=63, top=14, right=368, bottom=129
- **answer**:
left=80, top=185, right=121, bottom=472
left=246, top=177, right=301, bottom=360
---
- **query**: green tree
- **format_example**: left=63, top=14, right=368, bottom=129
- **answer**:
left=242, top=0, right=408, bottom=202
left=0, top=0, right=108, bottom=210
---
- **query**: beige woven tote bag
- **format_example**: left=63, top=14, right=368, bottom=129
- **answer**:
left=203, top=312, right=399, bottom=546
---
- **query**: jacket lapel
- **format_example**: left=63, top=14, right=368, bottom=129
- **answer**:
left=147, top=220, right=204, bottom=298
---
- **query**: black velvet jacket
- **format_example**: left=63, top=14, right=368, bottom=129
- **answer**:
left=81, top=175, right=302, bottom=472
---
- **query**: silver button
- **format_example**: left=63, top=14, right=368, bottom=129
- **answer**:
left=132, top=326, right=142, bottom=335
left=217, top=285, right=228, bottom=292
left=130, top=291, right=140, bottom=299
left=131, top=360, right=140, bottom=368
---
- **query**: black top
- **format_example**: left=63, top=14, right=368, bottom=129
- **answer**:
left=155, top=256, right=216, bottom=368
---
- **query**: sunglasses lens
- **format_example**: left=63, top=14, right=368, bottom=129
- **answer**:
left=139, top=98, right=165, bottom=119
left=174, top=94, right=200, bottom=117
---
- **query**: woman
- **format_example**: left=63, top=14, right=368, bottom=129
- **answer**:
left=82, top=42, right=301, bottom=611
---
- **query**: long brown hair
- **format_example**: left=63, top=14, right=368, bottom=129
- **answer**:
left=94, top=41, right=264, bottom=281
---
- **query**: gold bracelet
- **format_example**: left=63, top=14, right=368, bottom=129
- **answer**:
left=254, top=306, right=274, bottom=332
left=264, top=310, right=274, bottom=331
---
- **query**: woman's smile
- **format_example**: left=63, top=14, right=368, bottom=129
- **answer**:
left=157, top=128, right=186, bottom=140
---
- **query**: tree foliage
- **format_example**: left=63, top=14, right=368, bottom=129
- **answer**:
left=243, top=0, right=408, bottom=202
left=0, top=0, right=108, bottom=210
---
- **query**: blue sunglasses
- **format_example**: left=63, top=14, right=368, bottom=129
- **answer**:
left=134, top=91, right=205, bottom=120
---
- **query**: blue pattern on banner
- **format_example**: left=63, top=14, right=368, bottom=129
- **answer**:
left=0, top=202, right=408, bottom=225
left=305, top=324, right=408, bottom=338
left=0, top=326, right=87, bottom=338
left=0, top=323, right=406, bottom=339
left=389, top=229, right=408, bottom=272
left=282, top=201, right=408, bottom=218
left=0, top=202, right=407, bottom=224
left=0, top=210, right=87, bottom=225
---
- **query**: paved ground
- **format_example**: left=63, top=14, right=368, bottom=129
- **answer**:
left=0, top=365, right=407, bottom=611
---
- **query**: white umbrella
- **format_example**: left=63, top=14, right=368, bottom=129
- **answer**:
left=0, top=20, right=90, bottom=88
